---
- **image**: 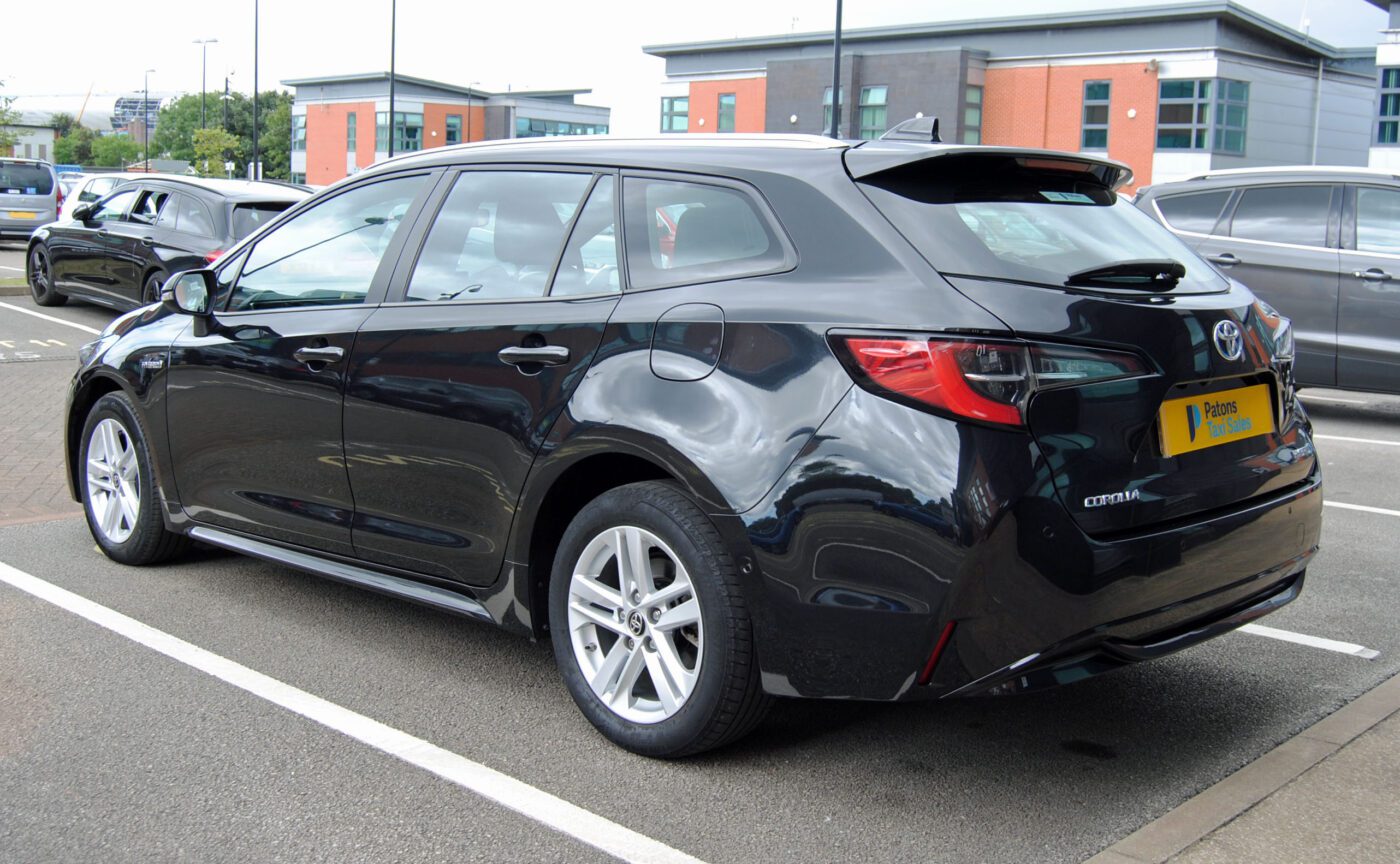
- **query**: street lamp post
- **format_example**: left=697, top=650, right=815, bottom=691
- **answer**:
left=251, top=0, right=260, bottom=180
left=193, top=38, right=218, bottom=129
left=466, top=80, right=480, bottom=143
left=143, top=68, right=156, bottom=170
left=829, top=0, right=843, bottom=139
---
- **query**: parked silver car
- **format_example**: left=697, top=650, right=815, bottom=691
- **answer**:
left=0, top=159, right=60, bottom=240
left=1135, top=166, right=1400, bottom=395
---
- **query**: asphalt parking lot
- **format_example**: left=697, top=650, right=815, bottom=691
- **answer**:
left=0, top=280, right=1396, bottom=863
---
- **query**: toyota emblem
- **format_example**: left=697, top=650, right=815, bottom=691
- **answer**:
left=1213, top=320, right=1243, bottom=361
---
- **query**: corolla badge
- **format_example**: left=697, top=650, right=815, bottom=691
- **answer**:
left=1213, top=320, right=1243, bottom=361
left=1083, top=488, right=1141, bottom=508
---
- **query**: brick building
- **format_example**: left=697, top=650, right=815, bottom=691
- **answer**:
left=284, top=73, right=610, bottom=185
left=645, top=1, right=1388, bottom=191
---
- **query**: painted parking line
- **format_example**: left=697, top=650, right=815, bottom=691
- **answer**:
left=0, top=264, right=24, bottom=272
left=1315, top=434, right=1400, bottom=448
left=0, top=301, right=101, bottom=335
left=1298, top=393, right=1367, bottom=405
left=1239, top=623, right=1380, bottom=660
left=1324, top=500, right=1400, bottom=519
left=0, top=561, right=705, bottom=864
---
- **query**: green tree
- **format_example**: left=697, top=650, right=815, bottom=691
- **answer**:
left=155, top=89, right=292, bottom=178
left=90, top=135, right=140, bottom=168
left=54, top=126, right=96, bottom=165
left=225, top=89, right=293, bottom=179
left=0, top=80, right=20, bottom=152
left=261, top=99, right=292, bottom=180
left=49, top=112, right=76, bottom=139
left=151, top=93, right=204, bottom=163
left=192, top=128, right=239, bottom=176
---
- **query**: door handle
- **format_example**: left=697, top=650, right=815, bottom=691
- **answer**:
left=96, top=228, right=110, bottom=237
left=293, top=345, right=345, bottom=365
left=497, top=345, right=570, bottom=368
left=140, top=236, right=154, bottom=246
left=1206, top=253, right=1240, bottom=266
left=1353, top=268, right=1393, bottom=282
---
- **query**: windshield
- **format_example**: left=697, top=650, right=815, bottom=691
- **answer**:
left=858, top=153, right=1227, bottom=294
left=232, top=202, right=295, bottom=241
left=0, top=162, right=55, bottom=196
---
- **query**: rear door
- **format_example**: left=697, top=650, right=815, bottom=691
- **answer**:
left=104, top=186, right=171, bottom=302
left=342, top=168, right=621, bottom=585
left=1196, top=183, right=1340, bottom=387
left=1337, top=184, right=1400, bottom=392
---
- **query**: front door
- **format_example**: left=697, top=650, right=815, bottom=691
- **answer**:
left=50, top=186, right=139, bottom=301
left=165, top=171, right=434, bottom=555
left=343, top=169, right=621, bottom=585
left=1338, top=184, right=1400, bottom=393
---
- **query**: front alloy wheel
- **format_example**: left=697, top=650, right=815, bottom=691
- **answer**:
left=29, top=246, right=66, bottom=307
left=86, top=417, right=140, bottom=544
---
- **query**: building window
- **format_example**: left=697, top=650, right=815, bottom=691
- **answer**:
left=292, top=115, right=306, bottom=151
left=1082, top=81, right=1110, bottom=150
left=376, top=112, right=424, bottom=152
left=661, top=96, right=689, bottom=133
left=446, top=114, right=462, bottom=145
left=290, top=172, right=307, bottom=184
left=1379, top=68, right=1400, bottom=144
left=1157, top=79, right=1248, bottom=154
left=346, top=113, right=357, bottom=152
left=963, top=85, right=983, bottom=144
left=514, top=117, right=610, bottom=138
left=859, top=86, right=888, bottom=140
left=717, top=93, right=736, bottom=133
left=823, top=86, right=844, bottom=133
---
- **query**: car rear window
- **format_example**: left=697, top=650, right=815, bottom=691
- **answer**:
left=1153, top=190, right=1231, bottom=234
left=0, top=162, right=55, bottom=195
left=857, top=153, right=1228, bottom=294
left=232, top=202, right=295, bottom=241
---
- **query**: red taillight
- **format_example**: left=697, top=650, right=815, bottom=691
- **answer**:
left=917, top=620, right=957, bottom=686
left=56, top=186, right=65, bottom=215
left=204, top=249, right=225, bottom=264
left=837, top=336, right=1146, bottom=427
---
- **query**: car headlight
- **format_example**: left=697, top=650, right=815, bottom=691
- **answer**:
left=77, top=335, right=118, bottom=366
left=1251, top=299, right=1294, bottom=362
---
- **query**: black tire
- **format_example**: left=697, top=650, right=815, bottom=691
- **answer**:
left=549, top=481, right=771, bottom=757
left=28, top=245, right=67, bottom=307
left=79, top=392, right=190, bottom=565
left=142, top=271, right=167, bottom=306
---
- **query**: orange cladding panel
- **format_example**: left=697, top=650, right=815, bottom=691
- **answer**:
left=687, top=78, right=767, bottom=133
left=304, top=101, right=375, bottom=185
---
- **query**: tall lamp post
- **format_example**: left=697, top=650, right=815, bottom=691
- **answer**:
left=143, top=68, right=156, bottom=170
left=193, top=38, right=218, bottom=129
left=251, top=0, right=260, bottom=179
left=466, top=80, right=480, bottom=143
left=829, top=0, right=843, bottom=139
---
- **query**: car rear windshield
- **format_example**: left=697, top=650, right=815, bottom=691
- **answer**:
left=232, top=202, right=295, bottom=241
left=0, top=162, right=55, bottom=196
left=858, top=153, right=1227, bottom=294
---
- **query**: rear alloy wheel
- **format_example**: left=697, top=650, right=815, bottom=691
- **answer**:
left=28, top=246, right=67, bottom=307
left=143, top=272, right=166, bottom=306
left=81, top=392, right=189, bottom=565
left=550, top=482, right=771, bottom=757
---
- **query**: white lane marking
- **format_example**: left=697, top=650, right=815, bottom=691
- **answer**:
left=1315, top=434, right=1400, bottom=448
left=1240, top=623, right=1380, bottom=660
left=0, top=264, right=24, bottom=272
left=1324, top=500, right=1400, bottom=519
left=0, top=561, right=705, bottom=864
left=0, top=301, right=101, bottom=335
left=1298, top=394, right=1367, bottom=405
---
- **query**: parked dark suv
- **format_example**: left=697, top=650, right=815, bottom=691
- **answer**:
left=1135, top=166, right=1400, bottom=394
left=66, top=135, right=1320, bottom=756
left=27, top=176, right=308, bottom=309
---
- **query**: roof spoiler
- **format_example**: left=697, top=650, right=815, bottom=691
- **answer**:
left=880, top=116, right=941, bottom=143
left=845, top=144, right=1134, bottom=190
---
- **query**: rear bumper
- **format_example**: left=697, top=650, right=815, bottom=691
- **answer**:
left=741, top=386, right=1322, bottom=701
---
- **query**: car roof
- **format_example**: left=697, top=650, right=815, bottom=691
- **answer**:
left=1142, top=165, right=1400, bottom=197
left=132, top=175, right=310, bottom=203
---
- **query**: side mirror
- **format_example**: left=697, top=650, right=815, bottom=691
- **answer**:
left=72, top=204, right=93, bottom=222
left=162, top=269, right=216, bottom=317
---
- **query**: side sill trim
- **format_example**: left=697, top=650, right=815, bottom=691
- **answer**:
left=187, top=526, right=493, bottom=622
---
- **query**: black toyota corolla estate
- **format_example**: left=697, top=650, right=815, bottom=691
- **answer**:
left=66, top=131, right=1321, bottom=757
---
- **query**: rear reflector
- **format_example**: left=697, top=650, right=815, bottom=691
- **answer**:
left=918, top=620, right=957, bottom=686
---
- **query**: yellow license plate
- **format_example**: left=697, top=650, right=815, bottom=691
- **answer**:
left=1158, top=383, right=1274, bottom=457
left=8, top=211, right=36, bottom=219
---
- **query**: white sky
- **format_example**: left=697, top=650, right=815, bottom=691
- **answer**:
left=5, top=0, right=1388, bottom=135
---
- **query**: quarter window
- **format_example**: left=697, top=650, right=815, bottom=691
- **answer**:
left=622, top=177, right=789, bottom=290
left=1228, top=185, right=1332, bottom=248
left=717, top=93, right=736, bottom=133
left=1356, top=186, right=1400, bottom=254
left=1154, top=190, right=1231, bottom=234
left=1379, top=69, right=1400, bottom=144
left=404, top=171, right=592, bottom=302
left=175, top=195, right=215, bottom=237
left=661, top=96, right=689, bottom=133
left=1081, top=81, right=1110, bottom=151
left=229, top=174, right=427, bottom=310
left=859, top=86, right=888, bottom=140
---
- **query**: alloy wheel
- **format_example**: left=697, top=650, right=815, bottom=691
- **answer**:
left=86, top=418, right=141, bottom=544
left=30, top=249, right=49, bottom=296
left=567, top=525, right=704, bottom=724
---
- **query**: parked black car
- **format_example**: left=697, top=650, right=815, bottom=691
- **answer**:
left=66, top=134, right=1321, bottom=757
left=27, top=176, right=308, bottom=309
left=1135, top=166, right=1400, bottom=395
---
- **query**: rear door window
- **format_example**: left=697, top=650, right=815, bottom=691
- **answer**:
left=0, top=162, right=55, bottom=195
left=622, top=177, right=790, bottom=290
left=404, top=170, right=592, bottom=302
left=1227, top=185, right=1333, bottom=248
left=130, top=189, right=171, bottom=226
left=1154, top=190, right=1231, bottom=234
left=1354, top=186, right=1400, bottom=255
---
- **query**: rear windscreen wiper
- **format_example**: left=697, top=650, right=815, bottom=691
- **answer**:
left=1065, top=259, right=1185, bottom=290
